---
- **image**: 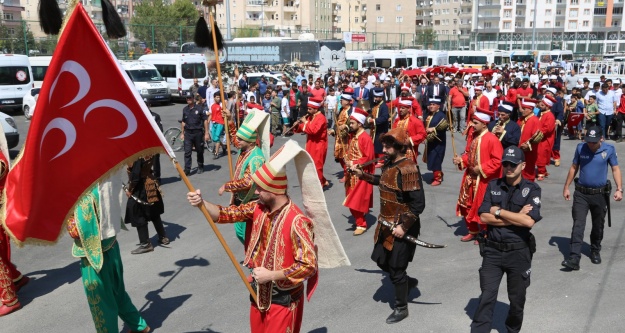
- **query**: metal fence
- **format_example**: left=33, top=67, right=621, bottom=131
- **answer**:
left=2, top=20, right=624, bottom=59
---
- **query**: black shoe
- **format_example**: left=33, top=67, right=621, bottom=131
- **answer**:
left=386, top=306, right=409, bottom=324
left=617, top=138, right=623, bottom=143
left=131, top=243, right=154, bottom=254
left=197, top=166, right=204, bottom=174
left=184, top=169, right=190, bottom=176
left=561, top=258, right=580, bottom=270
left=590, top=251, right=602, bottom=264
left=159, top=237, right=170, bottom=245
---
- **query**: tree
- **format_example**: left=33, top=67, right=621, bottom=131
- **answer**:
left=415, top=29, right=437, bottom=48
left=234, top=26, right=260, bottom=38
left=0, top=22, right=36, bottom=54
left=130, top=0, right=198, bottom=52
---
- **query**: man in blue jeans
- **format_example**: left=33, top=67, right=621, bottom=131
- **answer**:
left=595, top=83, right=617, bottom=140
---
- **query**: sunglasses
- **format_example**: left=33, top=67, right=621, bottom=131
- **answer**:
left=502, top=161, right=519, bottom=168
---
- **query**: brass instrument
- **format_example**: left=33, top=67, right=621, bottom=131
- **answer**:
left=493, top=119, right=507, bottom=141
left=369, top=102, right=381, bottom=141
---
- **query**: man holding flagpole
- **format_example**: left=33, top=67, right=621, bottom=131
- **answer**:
left=187, top=140, right=349, bottom=333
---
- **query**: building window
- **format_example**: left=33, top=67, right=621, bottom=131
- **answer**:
left=7, top=28, right=15, bottom=35
left=396, top=4, right=401, bottom=10
left=555, top=21, right=562, bottom=27
left=354, top=17, right=359, bottom=23
left=484, top=22, right=492, bottom=28
left=545, top=21, right=551, bottom=28
left=614, top=7, right=624, bottom=15
left=545, top=9, right=551, bottom=16
left=568, top=21, right=577, bottom=29
left=583, top=9, right=590, bottom=15
left=233, top=14, right=236, bottom=20
left=582, top=20, right=589, bottom=27
left=503, top=21, right=511, bottom=29
left=594, top=8, right=607, bottom=15
left=504, top=10, right=511, bottom=17
left=376, top=4, right=381, bottom=10
left=614, top=20, right=620, bottom=27
left=570, top=0, right=578, bottom=4
left=377, top=16, right=384, bottom=22
left=396, top=16, right=403, bottom=22
left=355, top=5, right=359, bottom=11
left=556, top=9, right=562, bottom=15
left=546, top=0, right=552, bottom=3
left=504, top=0, right=512, bottom=5
left=569, top=9, right=577, bottom=17
left=3, top=13, right=14, bottom=20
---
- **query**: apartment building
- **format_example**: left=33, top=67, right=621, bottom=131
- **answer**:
left=416, top=0, right=472, bottom=39
left=215, top=0, right=334, bottom=36
left=0, top=0, right=25, bottom=36
left=473, top=0, right=625, bottom=53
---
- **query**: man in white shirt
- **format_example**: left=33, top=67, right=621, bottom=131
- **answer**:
left=482, top=82, right=498, bottom=107
left=206, top=79, right=219, bottom=107
left=529, top=69, right=540, bottom=85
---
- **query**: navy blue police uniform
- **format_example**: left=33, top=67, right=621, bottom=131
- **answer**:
left=182, top=99, right=207, bottom=174
left=471, top=146, right=542, bottom=333
left=563, top=134, right=619, bottom=268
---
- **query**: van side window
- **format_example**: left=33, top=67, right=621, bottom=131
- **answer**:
left=155, top=64, right=175, bottom=78
left=32, top=66, right=48, bottom=82
left=0, top=66, right=31, bottom=85
left=181, top=63, right=206, bottom=79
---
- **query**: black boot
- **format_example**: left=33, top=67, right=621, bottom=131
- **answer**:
left=386, top=281, right=409, bottom=324
left=131, top=243, right=154, bottom=254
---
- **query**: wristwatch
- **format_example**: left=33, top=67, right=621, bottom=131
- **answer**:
left=618, top=189, right=624, bottom=193
left=494, top=208, right=502, bottom=218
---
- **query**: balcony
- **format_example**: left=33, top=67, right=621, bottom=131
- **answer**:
left=283, top=5, right=297, bottom=12
left=247, top=0, right=265, bottom=6
left=478, top=2, right=500, bottom=9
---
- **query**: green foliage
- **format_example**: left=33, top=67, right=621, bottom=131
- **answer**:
left=0, top=22, right=36, bottom=54
left=234, top=27, right=260, bottom=38
left=130, top=0, right=199, bottom=52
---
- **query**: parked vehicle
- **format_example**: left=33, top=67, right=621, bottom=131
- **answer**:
left=0, top=54, right=34, bottom=111
left=346, top=51, right=376, bottom=70
left=22, top=88, right=39, bottom=120
left=138, top=53, right=208, bottom=101
left=0, top=111, right=19, bottom=149
left=28, top=56, right=52, bottom=89
left=119, top=61, right=171, bottom=105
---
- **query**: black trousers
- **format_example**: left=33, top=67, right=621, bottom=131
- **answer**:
left=471, top=246, right=532, bottom=333
left=615, top=112, right=625, bottom=139
left=569, top=191, right=607, bottom=261
left=184, top=129, right=204, bottom=171
left=137, top=214, right=167, bottom=245
left=152, top=154, right=161, bottom=181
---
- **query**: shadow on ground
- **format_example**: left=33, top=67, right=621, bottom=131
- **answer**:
left=19, top=261, right=81, bottom=306
left=464, top=297, right=510, bottom=333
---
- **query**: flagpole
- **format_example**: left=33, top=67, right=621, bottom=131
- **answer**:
left=208, top=11, right=234, bottom=180
left=173, top=159, right=256, bottom=303
left=445, top=95, right=458, bottom=158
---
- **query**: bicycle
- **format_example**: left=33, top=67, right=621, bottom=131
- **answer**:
left=163, top=127, right=184, bottom=152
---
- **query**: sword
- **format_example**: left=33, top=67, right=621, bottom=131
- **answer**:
left=122, top=183, right=154, bottom=206
left=379, top=220, right=446, bottom=248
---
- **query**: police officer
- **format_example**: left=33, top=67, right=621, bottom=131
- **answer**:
left=181, top=92, right=209, bottom=175
left=562, top=126, right=622, bottom=270
left=471, top=145, right=542, bottom=333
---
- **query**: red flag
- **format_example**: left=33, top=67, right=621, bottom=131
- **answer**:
left=1, top=4, right=175, bottom=245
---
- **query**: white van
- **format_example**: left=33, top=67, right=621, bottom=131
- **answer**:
left=28, top=56, right=52, bottom=88
left=346, top=51, right=376, bottom=70
left=0, top=54, right=34, bottom=111
left=138, top=53, right=208, bottom=101
left=119, top=61, right=171, bottom=105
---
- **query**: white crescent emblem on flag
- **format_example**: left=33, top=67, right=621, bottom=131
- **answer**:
left=49, top=60, right=91, bottom=108
left=84, top=99, right=137, bottom=139
left=40, top=118, right=77, bottom=161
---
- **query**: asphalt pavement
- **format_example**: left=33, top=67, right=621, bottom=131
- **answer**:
left=3, top=103, right=625, bottom=333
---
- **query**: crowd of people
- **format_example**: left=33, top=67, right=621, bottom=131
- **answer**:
left=1, top=60, right=623, bottom=333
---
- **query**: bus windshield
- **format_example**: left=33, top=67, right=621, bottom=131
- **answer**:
left=346, top=59, right=358, bottom=69
left=375, top=59, right=392, bottom=68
